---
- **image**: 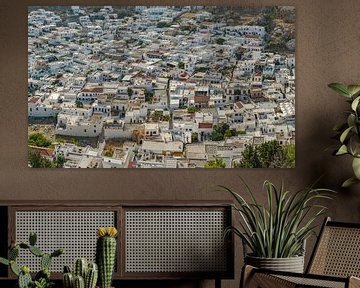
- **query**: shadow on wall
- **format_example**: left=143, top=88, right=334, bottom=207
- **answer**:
left=297, top=108, right=360, bottom=267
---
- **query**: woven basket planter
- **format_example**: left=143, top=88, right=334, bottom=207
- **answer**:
left=245, top=254, right=305, bottom=273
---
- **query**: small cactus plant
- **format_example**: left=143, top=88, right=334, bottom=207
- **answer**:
left=73, top=275, right=85, bottom=288
left=85, top=262, right=98, bottom=288
left=0, top=232, right=63, bottom=288
left=63, top=266, right=74, bottom=288
left=74, top=258, right=88, bottom=280
left=96, top=227, right=118, bottom=288
left=62, top=259, right=98, bottom=288
left=19, top=266, right=32, bottom=288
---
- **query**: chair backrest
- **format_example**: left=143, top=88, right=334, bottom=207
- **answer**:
left=307, top=217, right=360, bottom=277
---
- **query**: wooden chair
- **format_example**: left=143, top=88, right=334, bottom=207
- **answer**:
left=241, top=217, right=360, bottom=288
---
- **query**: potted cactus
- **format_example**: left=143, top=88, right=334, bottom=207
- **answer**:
left=96, top=227, right=118, bottom=288
left=0, top=232, right=63, bottom=288
left=62, top=258, right=98, bottom=288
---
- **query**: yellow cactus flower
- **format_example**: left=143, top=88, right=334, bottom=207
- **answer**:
left=97, top=227, right=118, bottom=237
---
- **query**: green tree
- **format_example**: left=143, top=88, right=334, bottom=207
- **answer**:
left=127, top=87, right=133, bottom=98
left=237, top=145, right=262, bottom=168
left=194, top=67, right=208, bottom=73
left=144, top=90, right=154, bottom=102
left=205, top=158, right=226, bottom=168
left=211, top=123, right=235, bottom=141
left=161, top=115, right=170, bottom=121
left=191, top=133, right=198, bottom=143
left=285, top=144, right=295, bottom=168
left=157, top=21, right=170, bottom=28
left=271, top=147, right=291, bottom=168
left=151, top=111, right=169, bottom=122
left=28, top=133, right=52, bottom=147
left=75, top=100, right=83, bottom=108
left=211, top=131, right=224, bottom=141
left=257, top=140, right=282, bottom=167
left=237, top=141, right=295, bottom=168
left=187, top=107, right=200, bottom=113
left=219, top=123, right=230, bottom=134
left=28, top=150, right=55, bottom=168
left=258, top=6, right=278, bottom=33
left=55, top=154, right=66, bottom=168
left=224, top=130, right=232, bottom=139
left=151, top=111, right=162, bottom=122
left=215, top=38, right=225, bottom=45
left=178, top=61, right=185, bottom=69
left=224, top=129, right=236, bottom=139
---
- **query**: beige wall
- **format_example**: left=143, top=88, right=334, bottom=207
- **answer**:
left=1, top=0, right=360, bottom=287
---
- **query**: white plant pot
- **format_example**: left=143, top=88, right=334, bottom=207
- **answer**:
left=245, top=254, right=305, bottom=273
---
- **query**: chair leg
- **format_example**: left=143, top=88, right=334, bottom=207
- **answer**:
left=215, top=278, right=221, bottom=288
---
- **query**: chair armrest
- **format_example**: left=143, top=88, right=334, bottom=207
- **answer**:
left=241, top=265, right=350, bottom=288
left=240, top=265, right=255, bottom=288
left=240, top=265, right=296, bottom=288
left=349, top=276, right=360, bottom=288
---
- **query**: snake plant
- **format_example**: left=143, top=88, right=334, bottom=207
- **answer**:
left=328, top=83, right=360, bottom=187
left=222, top=179, right=335, bottom=258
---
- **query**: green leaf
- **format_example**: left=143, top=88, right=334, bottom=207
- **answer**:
left=352, top=157, right=360, bottom=179
left=349, top=135, right=360, bottom=156
left=336, top=145, right=348, bottom=155
left=347, top=85, right=360, bottom=97
left=342, top=177, right=360, bottom=188
left=340, top=126, right=352, bottom=143
left=0, top=257, right=9, bottom=266
left=328, top=83, right=351, bottom=97
left=10, top=261, right=20, bottom=276
left=347, top=114, right=356, bottom=127
left=351, top=96, right=360, bottom=111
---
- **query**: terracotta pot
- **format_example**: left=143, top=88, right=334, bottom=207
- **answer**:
left=245, top=254, right=305, bottom=273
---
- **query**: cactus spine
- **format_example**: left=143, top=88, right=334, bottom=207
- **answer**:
left=63, top=260, right=98, bottom=288
left=63, top=272, right=74, bottom=288
left=74, top=275, right=85, bottom=288
left=29, top=245, right=44, bottom=257
left=96, top=227, right=118, bottom=288
left=41, top=253, right=52, bottom=270
left=85, top=262, right=98, bottom=288
left=74, top=258, right=88, bottom=279
left=9, top=247, right=19, bottom=260
left=18, top=269, right=32, bottom=288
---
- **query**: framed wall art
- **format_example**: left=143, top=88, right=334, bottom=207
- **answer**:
left=28, top=6, right=295, bottom=168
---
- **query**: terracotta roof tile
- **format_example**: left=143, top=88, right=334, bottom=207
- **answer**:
left=198, top=123, right=213, bottom=129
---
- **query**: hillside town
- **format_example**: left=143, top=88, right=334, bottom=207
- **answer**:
left=28, top=6, right=295, bottom=168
